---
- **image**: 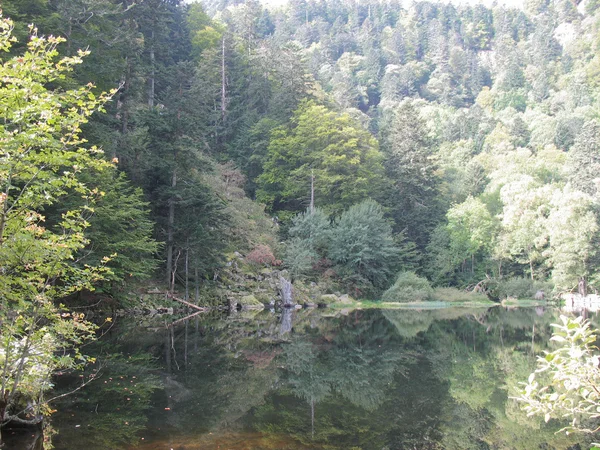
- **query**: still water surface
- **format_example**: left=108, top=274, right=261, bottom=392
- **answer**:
left=49, top=306, right=596, bottom=449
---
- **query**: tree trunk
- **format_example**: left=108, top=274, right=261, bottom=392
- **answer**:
left=148, top=30, right=155, bottom=108
left=579, top=277, right=587, bottom=297
left=529, top=258, right=534, bottom=281
left=166, top=168, right=177, bottom=288
left=184, top=244, right=189, bottom=302
left=121, top=56, right=132, bottom=135
left=310, top=170, right=315, bottom=214
left=194, top=266, right=199, bottom=304
left=221, top=37, right=227, bottom=123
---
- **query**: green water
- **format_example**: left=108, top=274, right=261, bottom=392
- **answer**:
left=44, top=306, right=596, bottom=449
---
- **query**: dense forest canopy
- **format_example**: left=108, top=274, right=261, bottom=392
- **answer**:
left=1, top=0, right=600, bottom=298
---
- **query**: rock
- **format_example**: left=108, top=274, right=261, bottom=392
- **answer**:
left=339, top=294, right=353, bottom=304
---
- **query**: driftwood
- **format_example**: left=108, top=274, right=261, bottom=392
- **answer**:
left=166, top=293, right=208, bottom=312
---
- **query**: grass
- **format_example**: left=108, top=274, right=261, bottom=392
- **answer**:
left=328, top=288, right=495, bottom=310
left=500, top=297, right=548, bottom=307
left=431, top=287, right=491, bottom=303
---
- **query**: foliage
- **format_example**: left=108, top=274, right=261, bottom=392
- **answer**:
left=497, top=277, right=554, bottom=300
left=257, top=101, right=384, bottom=216
left=447, top=196, right=496, bottom=264
left=52, top=168, right=159, bottom=286
left=328, top=200, right=401, bottom=295
left=204, top=163, right=279, bottom=254
left=431, top=287, right=489, bottom=303
left=379, top=101, right=441, bottom=248
left=0, top=17, right=113, bottom=431
left=284, top=238, right=318, bottom=281
left=515, top=315, right=600, bottom=436
left=288, top=207, right=332, bottom=254
left=545, top=187, right=599, bottom=291
left=246, top=244, right=280, bottom=267
left=381, top=271, right=433, bottom=303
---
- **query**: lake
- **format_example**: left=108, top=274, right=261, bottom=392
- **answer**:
left=37, top=306, right=598, bottom=449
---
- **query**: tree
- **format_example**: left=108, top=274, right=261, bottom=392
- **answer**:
left=379, top=101, right=441, bottom=249
left=0, top=18, right=114, bottom=438
left=328, top=200, right=401, bottom=295
left=545, top=187, right=599, bottom=292
left=257, top=101, right=384, bottom=217
left=284, top=208, right=332, bottom=279
left=498, top=178, right=553, bottom=280
left=446, top=196, right=497, bottom=275
left=568, top=121, right=600, bottom=197
left=51, top=168, right=159, bottom=287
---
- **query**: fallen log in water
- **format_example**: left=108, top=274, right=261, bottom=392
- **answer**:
left=166, top=293, right=209, bottom=312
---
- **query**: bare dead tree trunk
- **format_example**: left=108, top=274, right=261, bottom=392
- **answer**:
left=310, top=170, right=315, bottom=214
left=195, top=266, right=199, bottom=304
left=185, top=243, right=189, bottom=302
left=148, top=31, right=155, bottom=107
left=221, top=37, right=227, bottom=123
left=530, top=258, right=534, bottom=281
left=166, top=169, right=177, bottom=288
left=121, top=56, right=131, bottom=135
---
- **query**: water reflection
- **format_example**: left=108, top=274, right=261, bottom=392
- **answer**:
left=47, top=306, right=596, bottom=450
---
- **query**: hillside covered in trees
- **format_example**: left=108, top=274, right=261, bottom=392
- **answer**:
left=2, top=0, right=600, bottom=300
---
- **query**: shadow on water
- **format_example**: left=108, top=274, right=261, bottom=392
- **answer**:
left=43, top=306, right=597, bottom=450
left=1, top=427, right=43, bottom=450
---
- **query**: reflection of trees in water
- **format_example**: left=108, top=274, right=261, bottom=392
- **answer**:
left=52, top=352, right=160, bottom=450
left=420, top=307, right=587, bottom=450
left=51, top=308, right=594, bottom=450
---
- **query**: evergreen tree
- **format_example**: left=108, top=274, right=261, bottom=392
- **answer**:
left=379, top=101, right=441, bottom=249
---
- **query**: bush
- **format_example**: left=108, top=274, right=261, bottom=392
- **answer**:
left=284, top=238, right=317, bottom=279
left=382, top=271, right=433, bottom=303
left=246, top=244, right=281, bottom=266
left=498, top=277, right=553, bottom=300
left=329, top=200, right=400, bottom=294
left=288, top=207, right=332, bottom=253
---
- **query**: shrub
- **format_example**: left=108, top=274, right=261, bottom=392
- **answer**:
left=284, top=238, right=317, bottom=279
left=498, top=277, right=553, bottom=299
left=329, top=200, right=400, bottom=294
left=246, top=244, right=281, bottom=266
left=288, top=207, right=332, bottom=254
left=382, top=271, right=433, bottom=303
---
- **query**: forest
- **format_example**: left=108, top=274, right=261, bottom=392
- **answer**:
left=1, top=0, right=600, bottom=441
left=1, top=0, right=599, bottom=300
